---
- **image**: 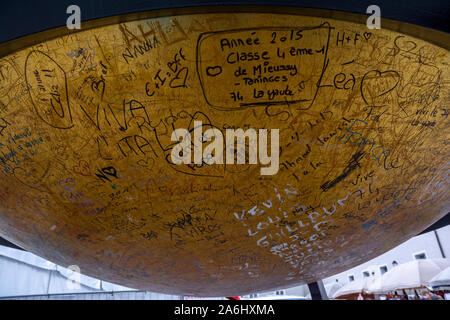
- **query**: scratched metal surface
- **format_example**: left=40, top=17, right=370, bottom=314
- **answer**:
left=0, top=10, right=448, bottom=296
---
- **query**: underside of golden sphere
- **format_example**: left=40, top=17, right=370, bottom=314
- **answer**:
left=0, top=8, right=448, bottom=296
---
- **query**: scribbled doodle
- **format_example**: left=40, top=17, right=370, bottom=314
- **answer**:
left=24, top=51, right=73, bottom=129
left=72, top=160, right=92, bottom=176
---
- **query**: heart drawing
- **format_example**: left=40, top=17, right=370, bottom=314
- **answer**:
left=360, top=70, right=400, bottom=106
left=72, top=160, right=92, bottom=176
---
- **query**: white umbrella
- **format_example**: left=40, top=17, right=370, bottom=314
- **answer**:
left=368, top=258, right=450, bottom=293
left=427, top=266, right=450, bottom=288
left=332, top=277, right=377, bottom=299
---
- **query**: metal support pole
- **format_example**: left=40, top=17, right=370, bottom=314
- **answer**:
left=46, top=269, right=53, bottom=294
left=434, top=230, right=446, bottom=258
left=307, top=280, right=328, bottom=300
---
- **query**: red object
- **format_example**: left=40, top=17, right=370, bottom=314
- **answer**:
left=226, top=296, right=240, bottom=300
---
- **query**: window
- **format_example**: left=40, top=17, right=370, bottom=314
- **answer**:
left=362, top=271, right=370, bottom=278
left=276, top=290, right=285, bottom=296
left=380, top=265, right=388, bottom=275
left=414, top=252, right=427, bottom=260
left=348, top=275, right=355, bottom=282
left=249, top=293, right=258, bottom=298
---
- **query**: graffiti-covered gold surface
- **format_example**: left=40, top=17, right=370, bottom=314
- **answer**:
left=0, top=9, right=448, bottom=296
